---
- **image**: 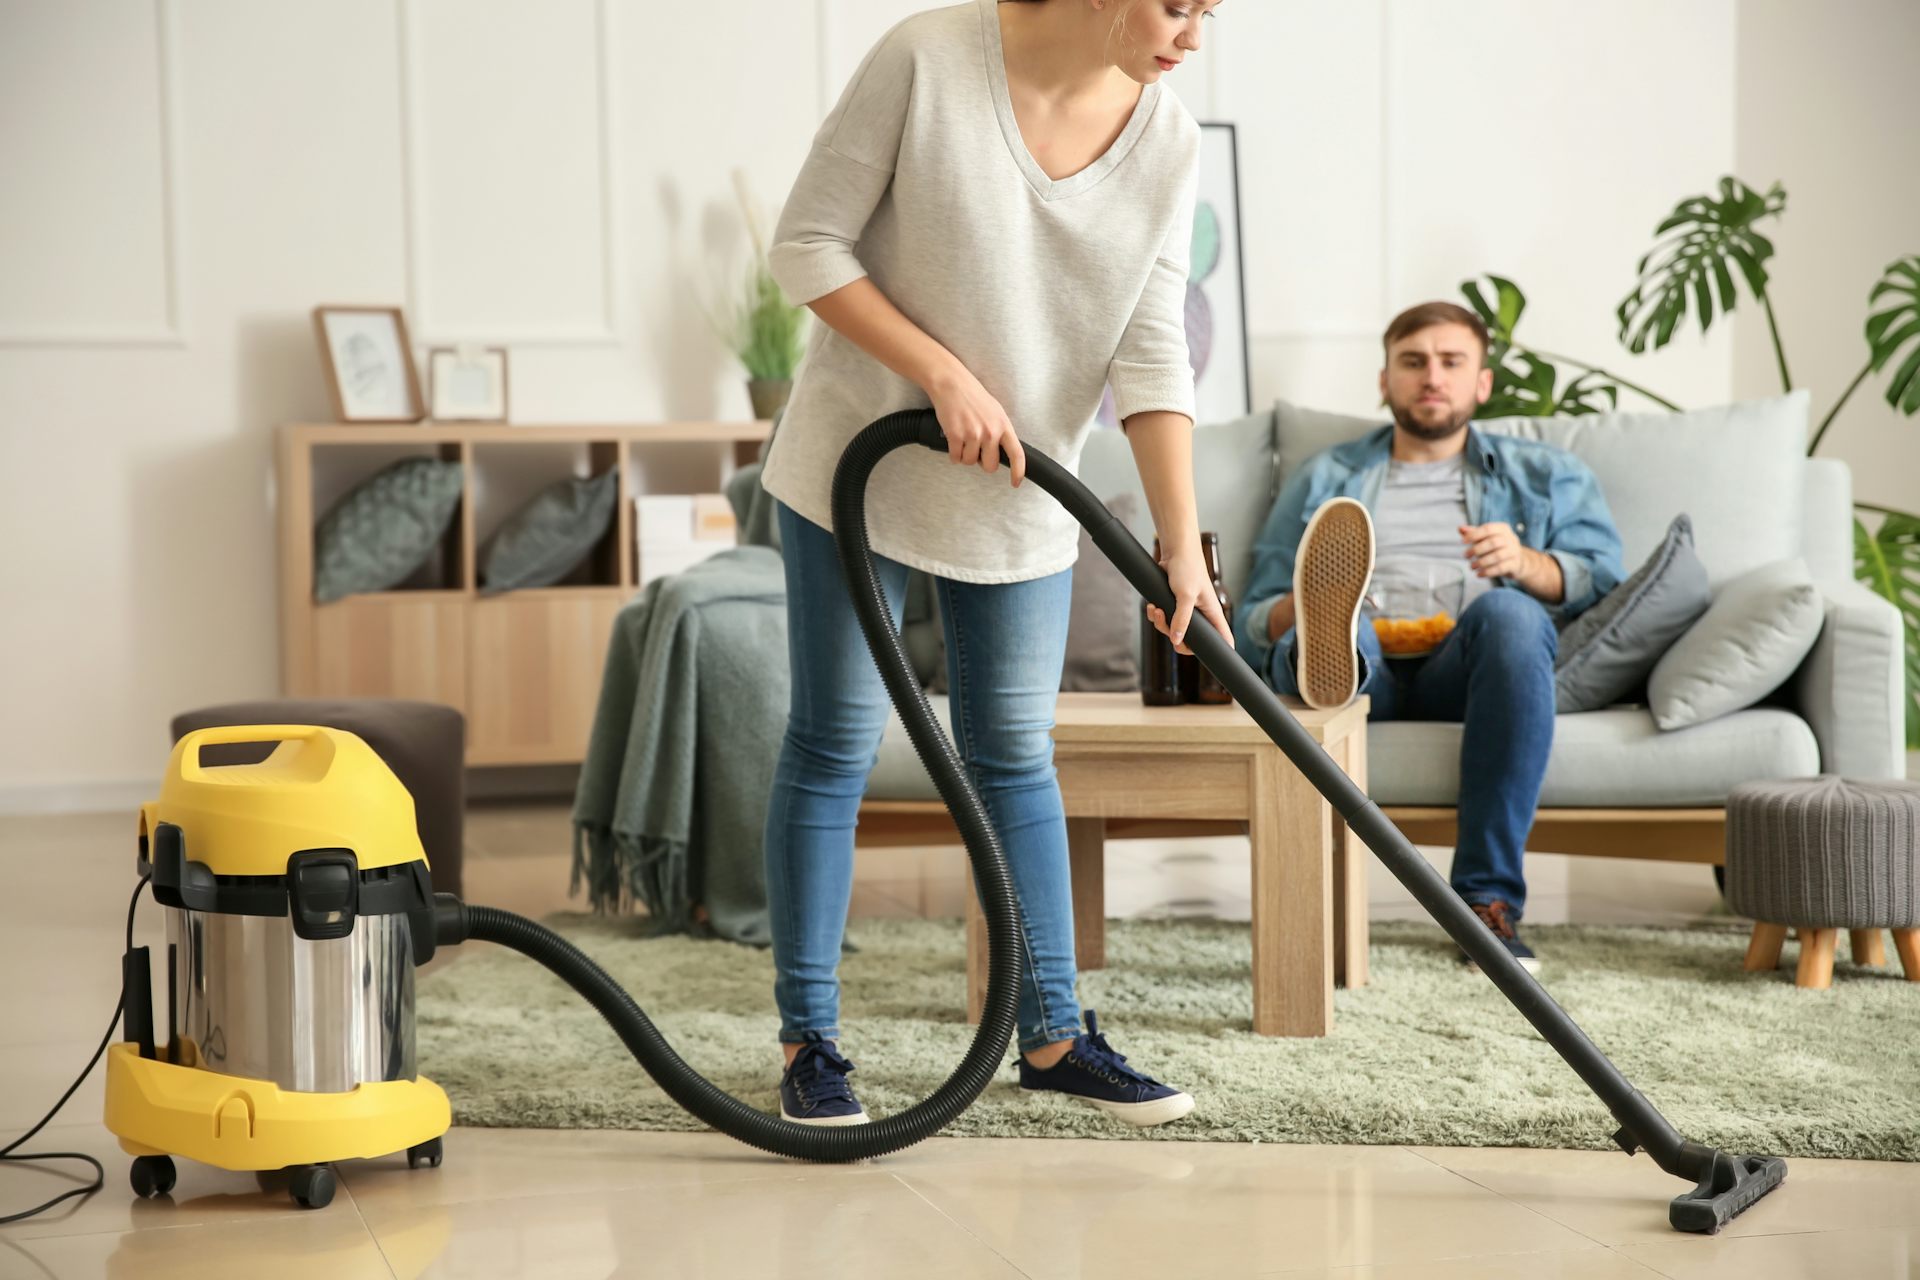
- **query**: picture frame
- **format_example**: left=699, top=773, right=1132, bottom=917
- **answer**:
left=312, top=305, right=425, bottom=423
left=1190, top=121, right=1252, bottom=423
left=428, top=345, right=511, bottom=422
left=1094, top=121, right=1252, bottom=428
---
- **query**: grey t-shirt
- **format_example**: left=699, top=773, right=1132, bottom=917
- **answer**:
left=1368, top=454, right=1490, bottom=633
left=761, top=0, right=1202, bottom=584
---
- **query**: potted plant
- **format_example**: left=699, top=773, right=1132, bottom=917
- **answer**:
left=722, top=170, right=808, bottom=423
left=1457, top=178, right=1920, bottom=746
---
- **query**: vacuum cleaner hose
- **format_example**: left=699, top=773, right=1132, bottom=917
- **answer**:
left=439, top=409, right=1037, bottom=1162
left=443, top=409, right=1785, bottom=1231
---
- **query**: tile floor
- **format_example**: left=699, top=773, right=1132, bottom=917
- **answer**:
left=2, top=801, right=1916, bottom=1279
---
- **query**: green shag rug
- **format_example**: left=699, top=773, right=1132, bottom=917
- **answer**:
left=416, top=914, right=1920, bottom=1160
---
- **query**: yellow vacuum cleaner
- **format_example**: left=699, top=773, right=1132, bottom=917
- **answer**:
left=105, top=724, right=450, bottom=1210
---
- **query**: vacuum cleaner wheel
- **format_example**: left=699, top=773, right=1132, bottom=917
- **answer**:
left=128, top=1155, right=176, bottom=1199
left=287, top=1164, right=336, bottom=1210
left=407, top=1136, right=444, bottom=1170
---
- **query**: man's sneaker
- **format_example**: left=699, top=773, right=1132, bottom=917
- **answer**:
left=1293, top=497, right=1375, bottom=710
left=779, top=1035, right=869, bottom=1126
left=1018, top=1011, right=1194, bottom=1128
left=1460, top=900, right=1541, bottom=975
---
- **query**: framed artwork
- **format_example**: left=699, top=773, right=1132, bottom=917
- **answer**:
left=312, top=305, right=425, bottom=423
left=428, top=345, right=511, bottom=422
left=1097, top=120, right=1252, bottom=428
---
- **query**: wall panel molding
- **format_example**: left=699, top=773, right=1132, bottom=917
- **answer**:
left=397, top=0, right=623, bottom=347
left=0, top=0, right=187, bottom=348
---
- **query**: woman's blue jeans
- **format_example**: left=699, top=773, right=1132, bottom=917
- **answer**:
left=764, top=501, right=1083, bottom=1054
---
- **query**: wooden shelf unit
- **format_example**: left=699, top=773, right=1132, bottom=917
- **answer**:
left=277, top=421, right=771, bottom=767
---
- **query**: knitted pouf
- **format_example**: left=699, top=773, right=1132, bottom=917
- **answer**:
left=1724, top=774, right=1920, bottom=988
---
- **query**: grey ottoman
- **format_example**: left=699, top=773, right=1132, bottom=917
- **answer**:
left=1725, top=774, right=1920, bottom=988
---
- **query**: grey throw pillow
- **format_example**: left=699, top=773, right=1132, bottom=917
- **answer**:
left=928, top=492, right=1144, bottom=695
left=313, top=458, right=464, bottom=603
left=479, top=470, right=619, bottom=596
left=1060, top=492, right=1145, bottom=692
left=1648, top=557, right=1824, bottom=730
left=1554, top=513, right=1711, bottom=713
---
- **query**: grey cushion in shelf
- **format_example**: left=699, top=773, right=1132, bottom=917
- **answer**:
left=480, top=470, right=620, bottom=596
left=313, top=457, right=464, bottom=603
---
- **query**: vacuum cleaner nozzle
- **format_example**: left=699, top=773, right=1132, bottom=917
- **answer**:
left=1668, top=1151, right=1788, bottom=1234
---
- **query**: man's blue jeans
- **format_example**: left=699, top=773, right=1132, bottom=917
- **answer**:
left=764, top=501, right=1084, bottom=1054
left=1264, top=589, right=1557, bottom=915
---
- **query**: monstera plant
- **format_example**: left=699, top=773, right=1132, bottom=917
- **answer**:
left=1462, top=275, right=1673, bottom=418
left=1458, top=180, right=1920, bottom=745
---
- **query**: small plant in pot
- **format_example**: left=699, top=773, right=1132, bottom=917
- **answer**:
left=723, top=170, right=808, bottom=422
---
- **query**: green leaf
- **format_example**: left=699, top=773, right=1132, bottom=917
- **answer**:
left=1854, top=511, right=1920, bottom=749
left=1554, top=370, right=1620, bottom=416
left=1462, top=275, right=1526, bottom=347
left=1618, top=177, right=1786, bottom=354
left=1864, top=255, right=1920, bottom=414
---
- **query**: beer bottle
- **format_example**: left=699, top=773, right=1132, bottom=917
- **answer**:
left=1195, top=531, right=1235, bottom=705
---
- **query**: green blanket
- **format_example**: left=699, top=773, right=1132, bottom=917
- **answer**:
left=570, top=546, right=789, bottom=944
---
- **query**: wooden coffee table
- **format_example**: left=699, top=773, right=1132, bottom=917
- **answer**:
left=964, top=691, right=1371, bottom=1037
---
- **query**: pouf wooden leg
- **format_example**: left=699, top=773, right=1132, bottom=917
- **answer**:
left=1894, top=929, right=1920, bottom=982
left=1794, top=928, right=1837, bottom=989
left=1743, top=923, right=1788, bottom=972
left=1849, top=928, right=1887, bottom=967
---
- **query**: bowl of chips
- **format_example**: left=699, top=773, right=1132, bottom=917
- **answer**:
left=1372, top=611, right=1456, bottom=657
left=1367, top=559, right=1469, bottom=658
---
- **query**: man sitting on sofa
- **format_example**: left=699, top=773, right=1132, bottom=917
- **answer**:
left=1234, top=302, right=1626, bottom=972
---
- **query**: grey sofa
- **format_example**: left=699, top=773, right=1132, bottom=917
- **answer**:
left=747, top=392, right=1906, bottom=863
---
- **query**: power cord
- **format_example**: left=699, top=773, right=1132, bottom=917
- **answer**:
left=0, top=877, right=147, bottom=1225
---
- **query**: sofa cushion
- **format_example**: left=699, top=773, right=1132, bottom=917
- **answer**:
left=1274, top=393, right=1812, bottom=588
left=1059, top=491, right=1145, bottom=692
left=865, top=694, right=958, bottom=800
left=864, top=701, right=1823, bottom=807
left=1077, top=407, right=1279, bottom=605
left=1553, top=514, right=1711, bottom=712
left=1649, top=557, right=1824, bottom=730
left=1365, top=707, right=1821, bottom=809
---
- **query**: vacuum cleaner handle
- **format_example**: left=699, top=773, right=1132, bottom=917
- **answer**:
left=174, top=724, right=337, bottom=784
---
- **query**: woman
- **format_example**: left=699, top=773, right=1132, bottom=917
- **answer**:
left=760, top=0, right=1229, bottom=1129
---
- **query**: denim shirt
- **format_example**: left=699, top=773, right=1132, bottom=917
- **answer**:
left=1233, top=424, right=1626, bottom=667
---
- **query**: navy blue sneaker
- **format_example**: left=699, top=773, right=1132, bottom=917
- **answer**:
left=1460, top=900, right=1541, bottom=975
left=1018, top=1011, right=1194, bottom=1128
left=779, top=1035, right=868, bottom=1126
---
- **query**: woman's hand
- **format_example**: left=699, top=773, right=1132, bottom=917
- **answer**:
left=1146, top=540, right=1234, bottom=657
left=926, top=364, right=1026, bottom=487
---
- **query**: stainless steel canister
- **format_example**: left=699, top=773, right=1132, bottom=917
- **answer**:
left=165, top=905, right=416, bottom=1093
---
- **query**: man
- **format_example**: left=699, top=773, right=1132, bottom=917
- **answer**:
left=1235, top=302, right=1626, bottom=972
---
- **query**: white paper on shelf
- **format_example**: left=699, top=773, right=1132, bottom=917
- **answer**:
left=635, top=538, right=729, bottom=589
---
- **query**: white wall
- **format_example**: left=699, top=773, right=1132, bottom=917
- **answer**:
left=7, top=0, right=1885, bottom=808
left=1732, top=0, right=1920, bottom=517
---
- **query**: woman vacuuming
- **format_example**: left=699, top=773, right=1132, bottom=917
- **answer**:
left=758, top=0, right=1230, bottom=1128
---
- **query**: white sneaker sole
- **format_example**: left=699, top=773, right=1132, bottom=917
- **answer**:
left=780, top=1108, right=870, bottom=1126
left=1293, top=497, right=1375, bottom=711
left=1027, top=1087, right=1195, bottom=1128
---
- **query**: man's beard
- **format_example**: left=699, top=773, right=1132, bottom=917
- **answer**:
left=1389, top=397, right=1474, bottom=442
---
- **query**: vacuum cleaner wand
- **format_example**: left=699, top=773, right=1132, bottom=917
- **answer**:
left=888, top=408, right=1784, bottom=1234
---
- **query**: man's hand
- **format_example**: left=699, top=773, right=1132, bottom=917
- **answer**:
left=1459, top=523, right=1564, bottom=603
